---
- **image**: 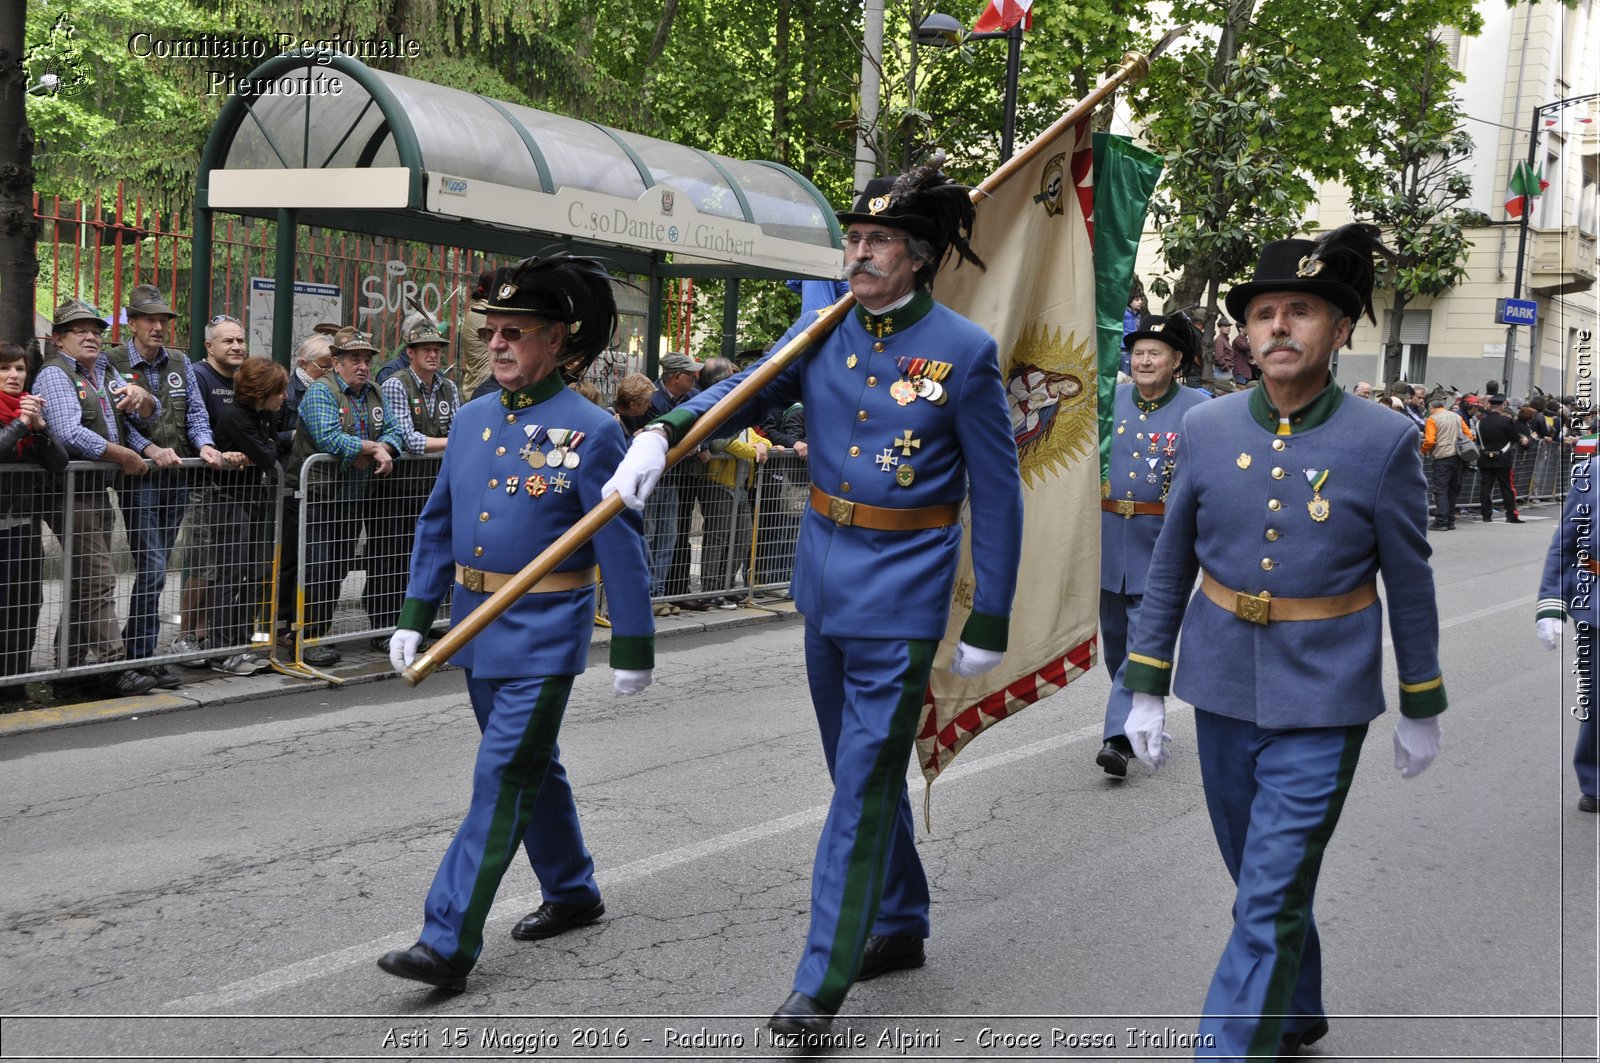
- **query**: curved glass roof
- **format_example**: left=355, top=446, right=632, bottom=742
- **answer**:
left=205, top=52, right=841, bottom=263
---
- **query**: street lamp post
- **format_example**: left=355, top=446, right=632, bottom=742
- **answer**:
left=915, top=12, right=1024, bottom=162
left=1503, top=93, right=1600, bottom=396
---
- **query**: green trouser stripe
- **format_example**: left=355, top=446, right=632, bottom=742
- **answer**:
left=449, top=675, right=574, bottom=968
left=1245, top=725, right=1365, bottom=1058
left=817, top=639, right=935, bottom=1007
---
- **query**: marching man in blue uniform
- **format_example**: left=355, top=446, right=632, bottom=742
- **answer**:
left=604, top=165, right=1024, bottom=1037
left=1535, top=455, right=1599, bottom=814
left=1121, top=226, right=1448, bottom=1059
left=1097, top=312, right=1208, bottom=777
left=380, top=254, right=654, bottom=991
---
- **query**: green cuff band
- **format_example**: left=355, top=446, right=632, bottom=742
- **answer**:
left=959, top=611, right=1010, bottom=652
left=1399, top=676, right=1448, bottom=718
left=1122, top=657, right=1172, bottom=696
left=654, top=408, right=698, bottom=446
left=1536, top=607, right=1566, bottom=621
left=397, top=597, right=438, bottom=634
left=610, top=634, right=654, bottom=671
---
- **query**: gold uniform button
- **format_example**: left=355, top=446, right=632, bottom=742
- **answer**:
left=867, top=376, right=878, bottom=387
left=505, top=414, right=516, bottom=423
left=849, top=446, right=860, bottom=457
left=1129, top=471, right=1138, bottom=479
left=1268, top=499, right=1281, bottom=511
left=858, top=410, right=868, bottom=422
left=479, top=512, right=490, bottom=522
left=1265, top=529, right=1279, bottom=541
left=496, top=446, right=506, bottom=456
left=1272, top=439, right=1286, bottom=451
left=489, top=479, right=499, bottom=488
left=873, top=341, right=885, bottom=352
left=1261, top=558, right=1275, bottom=571
left=1271, top=467, right=1285, bottom=479
left=474, top=546, right=484, bottom=557
left=841, top=482, right=851, bottom=493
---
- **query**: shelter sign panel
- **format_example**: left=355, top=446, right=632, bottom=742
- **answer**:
left=248, top=278, right=344, bottom=355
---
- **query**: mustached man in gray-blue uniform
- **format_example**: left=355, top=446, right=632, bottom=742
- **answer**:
left=378, top=254, right=655, bottom=992
left=1096, top=311, right=1207, bottom=778
left=1536, top=456, right=1600, bottom=814
left=603, top=165, right=1024, bottom=1040
left=1121, top=226, right=1447, bottom=1060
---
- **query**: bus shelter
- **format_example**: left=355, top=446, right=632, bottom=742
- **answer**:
left=193, top=51, right=843, bottom=370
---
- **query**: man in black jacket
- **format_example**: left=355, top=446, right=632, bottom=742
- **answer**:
left=1476, top=393, right=1527, bottom=523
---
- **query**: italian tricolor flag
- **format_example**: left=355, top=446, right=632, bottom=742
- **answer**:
left=1505, top=161, right=1548, bottom=219
left=974, top=0, right=1034, bottom=32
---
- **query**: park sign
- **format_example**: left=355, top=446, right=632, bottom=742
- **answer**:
left=1495, top=297, right=1538, bottom=327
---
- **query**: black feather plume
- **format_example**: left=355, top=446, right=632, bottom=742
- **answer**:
left=1307, top=223, right=1394, bottom=325
left=887, top=165, right=986, bottom=276
left=503, top=252, right=621, bottom=381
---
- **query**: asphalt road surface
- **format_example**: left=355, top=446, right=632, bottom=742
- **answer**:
left=1, top=506, right=1594, bottom=1061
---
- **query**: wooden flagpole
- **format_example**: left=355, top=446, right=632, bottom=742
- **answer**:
left=404, top=44, right=1165, bottom=686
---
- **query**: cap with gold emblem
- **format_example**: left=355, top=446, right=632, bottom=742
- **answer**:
left=833, top=158, right=985, bottom=282
left=477, top=253, right=619, bottom=380
left=124, top=284, right=177, bottom=319
left=1225, top=224, right=1392, bottom=326
left=330, top=326, right=379, bottom=356
left=52, top=298, right=110, bottom=331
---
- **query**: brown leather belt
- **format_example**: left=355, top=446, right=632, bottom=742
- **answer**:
left=1200, top=571, right=1377, bottom=626
left=1101, top=498, right=1166, bottom=519
left=455, top=564, right=597, bottom=595
left=809, top=485, right=961, bottom=531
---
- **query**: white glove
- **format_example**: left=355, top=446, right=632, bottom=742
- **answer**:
left=1124, top=692, right=1171, bottom=770
left=1537, top=616, right=1564, bottom=651
left=389, top=629, right=423, bottom=674
left=1393, top=715, right=1442, bottom=779
left=613, top=668, right=653, bottom=695
left=602, top=430, right=670, bottom=512
left=950, top=641, right=1003, bottom=677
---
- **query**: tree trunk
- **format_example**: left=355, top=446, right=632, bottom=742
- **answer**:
left=772, top=0, right=791, bottom=163
left=1382, top=293, right=1409, bottom=384
left=643, top=0, right=679, bottom=76
left=0, top=2, right=39, bottom=350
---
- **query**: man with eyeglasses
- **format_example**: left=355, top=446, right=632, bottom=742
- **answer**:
left=605, top=165, right=1024, bottom=1038
left=380, top=254, right=653, bottom=992
left=108, top=286, right=229, bottom=689
left=284, top=327, right=403, bottom=667
left=35, top=298, right=163, bottom=699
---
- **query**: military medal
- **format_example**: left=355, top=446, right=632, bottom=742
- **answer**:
left=1146, top=457, right=1160, bottom=484
left=505, top=475, right=520, bottom=495
left=563, top=449, right=581, bottom=470
left=548, top=472, right=571, bottom=494
left=520, top=424, right=548, bottom=468
left=896, top=463, right=915, bottom=487
left=892, top=356, right=925, bottom=406
left=525, top=475, right=547, bottom=497
left=894, top=429, right=921, bottom=456
left=1305, top=469, right=1331, bottom=521
left=890, top=379, right=917, bottom=405
left=526, top=448, right=547, bottom=469
left=1162, top=433, right=1178, bottom=457
left=876, top=449, right=900, bottom=473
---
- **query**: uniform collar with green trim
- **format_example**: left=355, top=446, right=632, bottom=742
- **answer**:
left=500, top=372, right=563, bottom=410
left=1134, top=380, right=1182, bottom=413
left=854, top=288, right=933, bottom=338
left=1248, top=375, right=1344, bottom=433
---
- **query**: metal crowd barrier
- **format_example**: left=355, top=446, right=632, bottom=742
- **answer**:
left=1424, top=440, right=1574, bottom=519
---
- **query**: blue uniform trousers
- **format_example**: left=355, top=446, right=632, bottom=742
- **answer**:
left=419, top=671, right=600, bottom=968
left=1576, top=636, right=1598, bottom=799
left=795, top=624, right=935, bottom=1011
left=1193, top=709, right=1366, bottom=1061
left=1099, top=589, right=1142, bottom=741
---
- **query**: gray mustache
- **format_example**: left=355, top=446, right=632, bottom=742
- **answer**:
left=846, top=260, right=889, bottom=280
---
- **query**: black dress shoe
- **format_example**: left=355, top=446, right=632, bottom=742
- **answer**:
left=1278, top=1016, right=1329, bottom=1056
left=857, top=934, right=925, bottom=981
left=143, top=664, right=183, bottom=690
left=377, top=942, right=469, bottom=991
left=1096, top=736, right=1132, bottom=777
left=768, top=991, right=834, bottom=1039
left=1507, top=516, right=1525, bottom=523
left=510, top=898, right=605, bottom=940
left=1580, top=794, right=1599, bottom=813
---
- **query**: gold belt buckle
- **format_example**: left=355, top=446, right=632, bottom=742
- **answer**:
left=1235, top=589, right=1271, bottom=626
left=1115, top=499, right=1137, bottom=519
left=463, top=567, right=485, bottom=593
left=827, top=495, right=855, bottom=526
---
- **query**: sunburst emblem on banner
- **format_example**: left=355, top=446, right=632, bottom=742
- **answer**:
left=1005, top=324, right=1096, bottom=488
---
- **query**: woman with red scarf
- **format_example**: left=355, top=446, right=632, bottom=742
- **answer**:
left=0, top=341, right=68, bottom=707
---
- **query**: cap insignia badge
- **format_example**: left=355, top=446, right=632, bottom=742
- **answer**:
left=1295, top=256, right=1324, bottom=278
left=868, top=196, right=889, bottom=214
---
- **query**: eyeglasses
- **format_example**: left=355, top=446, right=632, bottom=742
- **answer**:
left=208, top=314, right=241, bottom=326
left=477, top=323, right=548, bottom=344
left=843, top=232, right=909, bottom=251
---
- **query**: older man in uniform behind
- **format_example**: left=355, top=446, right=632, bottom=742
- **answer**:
left=1096, top=312, right=1207, bottom=777
left=380, top=254, right=654, bottom=991
left=605, top=165, right=1024, bottom=1036
left=1121, top=226, right=1447, bottom=1059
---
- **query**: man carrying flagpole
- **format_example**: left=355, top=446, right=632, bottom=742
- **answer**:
left=603, top=164, right=1025, bottom=1038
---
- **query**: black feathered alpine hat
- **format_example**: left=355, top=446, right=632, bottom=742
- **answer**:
left=1125, top=312, right=1200, bottom=365
left=479, top=253, right=619, bottom=380
left=836, top=162, right=985, bottom=281
left=1225, top=224, right=1393, bottom=326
